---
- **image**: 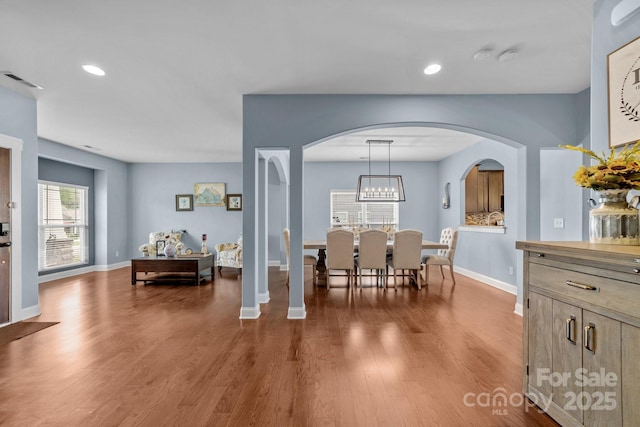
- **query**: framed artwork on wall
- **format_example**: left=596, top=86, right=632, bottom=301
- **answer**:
left=175, top=194, right=193, bottom=211
left=226, top=194, right=242, bottom=211
left=194, top=183, right=225, bottom=207
left=608, top=35, right=640, bottom=148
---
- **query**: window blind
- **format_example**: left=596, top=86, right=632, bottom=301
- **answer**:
left=38, top=182, right=89, bottom=270
left=330, top=190, right=398, bottom=228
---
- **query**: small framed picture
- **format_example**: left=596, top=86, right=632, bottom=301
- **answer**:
left=226, top=194, right=242, bottom=211
left=176, top=194, right=194, bottom=211
left=607, top=35, right=640, bottom=148
left=156, top=240, right=166, bottom=256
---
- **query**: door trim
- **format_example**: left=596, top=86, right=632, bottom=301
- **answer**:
left=0, top=133, right=22, bottom=324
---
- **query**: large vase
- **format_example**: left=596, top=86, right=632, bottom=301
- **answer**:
left=589, top=189, right=639, bottom=245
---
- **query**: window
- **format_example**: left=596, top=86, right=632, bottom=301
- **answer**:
left=38, top=181, right=89, bottom=270
left=330, top=190, right=399, bottom=230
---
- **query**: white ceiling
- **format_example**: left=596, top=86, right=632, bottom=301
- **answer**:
left=0, top=0, right=593, bottom=163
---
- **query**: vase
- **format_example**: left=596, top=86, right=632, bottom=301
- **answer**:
left=589, top=189, right=639, bottom=245
left=164, top=241, right=177, bottom=257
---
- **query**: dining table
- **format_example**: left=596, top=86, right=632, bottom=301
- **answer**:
left=303, top=239, right=448, bottom=287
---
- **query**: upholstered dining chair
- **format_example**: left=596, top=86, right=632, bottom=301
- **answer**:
left=354, top=228, right=388, bottom=289
left=283, top=228, right=318, bottom=286
left=387, top=229, right=423, bottom=290
left=422, top=227, right=458, bottom=286
left=325, top=228, right=355, bottom=289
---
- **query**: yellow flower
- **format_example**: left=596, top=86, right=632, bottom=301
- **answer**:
left=561, top=140, right=640, bottom=190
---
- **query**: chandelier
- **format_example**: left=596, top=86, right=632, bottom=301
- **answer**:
left=356, top=139, right=406, bottom=202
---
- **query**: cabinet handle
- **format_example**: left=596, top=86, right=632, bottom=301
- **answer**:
left=536, top=253, right=545, bottom=257
left=584, top=323, right=595, bottom=352
left=634, top=268, right=640, bottom=274
left=566, top=316, right=576, bottom=344
left=566, top=280, right=598, bottom=291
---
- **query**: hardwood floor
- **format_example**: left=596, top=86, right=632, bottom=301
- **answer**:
left=0, top=267, right=558, bottom=426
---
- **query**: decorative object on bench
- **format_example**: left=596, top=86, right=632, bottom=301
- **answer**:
left=201, top=234, right=208, bottom=255
left=139, top=231, right=185, bottom=256
left=215, top=235, right=242, bottom=275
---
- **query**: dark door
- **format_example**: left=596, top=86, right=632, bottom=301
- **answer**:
left=0, top=147, right=10, bottom=323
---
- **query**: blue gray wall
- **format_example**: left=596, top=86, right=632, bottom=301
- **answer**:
left=38, top=157, right=96, bottom=271
left=128, top=162, right=243, bottom=257
left=0, top=86, right=38, bottom=311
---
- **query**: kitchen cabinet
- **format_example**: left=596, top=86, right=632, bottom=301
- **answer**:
left=465, top=166, right=503, bottom=213
left=517, top=241, right=640, bottom=427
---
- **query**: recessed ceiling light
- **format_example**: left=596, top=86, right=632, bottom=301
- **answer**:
left=423, top=64, right=442, bottom=75
left=82, top=64, right=106, bottom=76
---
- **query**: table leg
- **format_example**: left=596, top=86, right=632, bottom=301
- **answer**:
left=316, top=249, right=327, bottom=286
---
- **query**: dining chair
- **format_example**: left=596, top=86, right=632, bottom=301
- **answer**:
left=421, top=227, right=458, bottom=286
left=354, top=228, right=388, bottom=289
left=283, top=228, right=318, bottom=286
left=325, top=228, right=355, bottom=289
left=386, top=229, right=423, bottom=290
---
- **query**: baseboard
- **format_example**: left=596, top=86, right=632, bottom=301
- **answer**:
left=95, top=261, right=130, bottom=271
left=21, top=304, right=41, bottom=321
left=279, top=264, right=288, bottom=271
left=239, top=305, right=261, bottom=319
left=39, top=261, right=130, bottom=283
left=514, top=302, right=523, bottom=316
left=268, top=260, right=282, bottom=267
left=453, top=266, right=517, bottom=295
left=287, top=304, right=306, bottom=320
left=258, top=291, right=270, bottom=304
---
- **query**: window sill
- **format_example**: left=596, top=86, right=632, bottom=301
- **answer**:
left=459, top=225, right=506, bottom=234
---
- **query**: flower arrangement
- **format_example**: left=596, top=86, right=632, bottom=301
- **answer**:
left=562, top=141, right=640, bottom=190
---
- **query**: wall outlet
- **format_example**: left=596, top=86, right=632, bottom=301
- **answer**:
left=115, top=251, right=119, bottom=258
left=553, top=218, right=565, bottom=228
left=508, top=266, right=514, bottom=276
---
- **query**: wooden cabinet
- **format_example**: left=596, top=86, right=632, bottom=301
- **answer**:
left=465, top=166, right=503, bottom=213
left=517, top=241, right=640, bottom=427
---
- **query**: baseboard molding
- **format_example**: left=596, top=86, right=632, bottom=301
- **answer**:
left=258, top=291, right=270, bottom=304
left=279, top=264, right=288, bottom=271
left=287, top=304, right=306, bottom=320
left=454, top=266, right=517, bottom=295
left=268, top=260, right=282, bottom=267
left=239, top=305, right=261, bottom=319
left=21, top=304, right=41, bottom=321
left=39, top=262, right=130, bottom=283
left=514, top=302, right=523, bottom=317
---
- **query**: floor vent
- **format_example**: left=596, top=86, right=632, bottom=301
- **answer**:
left=0, top=71, right=43, bottom=89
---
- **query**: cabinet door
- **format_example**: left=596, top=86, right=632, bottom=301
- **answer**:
left=488, top=171, right=503, bottom=212
left=528, top=292, right=553, bottom=397
left=582, top=310, right=622, bottom=427
left=465, top=166, right=479, bottom=213
left=622, top=323, right=640, bottom=426
left=552, top=300, right=583, bottom=424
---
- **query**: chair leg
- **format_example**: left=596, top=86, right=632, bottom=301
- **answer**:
left=313, top=266, right=317, bottom=286
left=450, top=264, right=456, bottom=284
left=439, top=265, right=445, bottom=279
left=326, top=267, right=330, bottom=290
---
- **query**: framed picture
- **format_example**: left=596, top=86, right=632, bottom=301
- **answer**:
left=226, top=194, right=242, bottom=211
left=175, top=194, right=193, bottom=211
left=608, top=35, right=640, bottom=148
left=194, top=182, right=225, bottom=206
left=156, top=240, right=166, bottom=256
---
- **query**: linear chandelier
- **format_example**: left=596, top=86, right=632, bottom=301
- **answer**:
left=356, top=139, right=406, bottom=202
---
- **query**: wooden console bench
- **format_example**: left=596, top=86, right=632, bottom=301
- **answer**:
left=131, top=253, right=214, bottom=285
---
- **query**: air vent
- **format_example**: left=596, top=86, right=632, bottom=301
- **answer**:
left=0, top=71, right=43, bottom=89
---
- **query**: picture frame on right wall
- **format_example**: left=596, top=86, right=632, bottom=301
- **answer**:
left=226, top=194, right=242, bottom=211
left=607, top=35, right=640, bottom=148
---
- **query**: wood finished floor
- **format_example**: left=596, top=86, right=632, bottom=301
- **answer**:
left=0, top=267, right=558, bottom=427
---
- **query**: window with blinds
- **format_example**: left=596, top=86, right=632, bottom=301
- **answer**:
left=330, top=190, right=398, bottom=229
left=38, top=181, right=89, bottom=271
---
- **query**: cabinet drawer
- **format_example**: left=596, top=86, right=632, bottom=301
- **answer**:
left=529, top=262, right=640, bottom=324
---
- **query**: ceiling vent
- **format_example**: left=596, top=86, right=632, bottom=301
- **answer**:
left=0, top=71, right=43, bottom=89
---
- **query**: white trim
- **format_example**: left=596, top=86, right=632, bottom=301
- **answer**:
left=287, top=304, right=306, bottom=320
left=21, top=304, right=41, bottom=320
left=514, top=302, right=523, bottom=316
left=0, top=134, right=23, bottom=324
left=455, top=266, right=517, bottom=295
left=268, top=260, right=281, bottom=267
left=611, top=0, right=640, bottom=26
left=38, top=262, right=130, bottom=283
left=279, top=265, right=289, bottom=271
left=239, top=305, right=261, bottom=319
left=458, top=225, right=506, bottom=234
left=258, top=290, right=270, bottom=303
